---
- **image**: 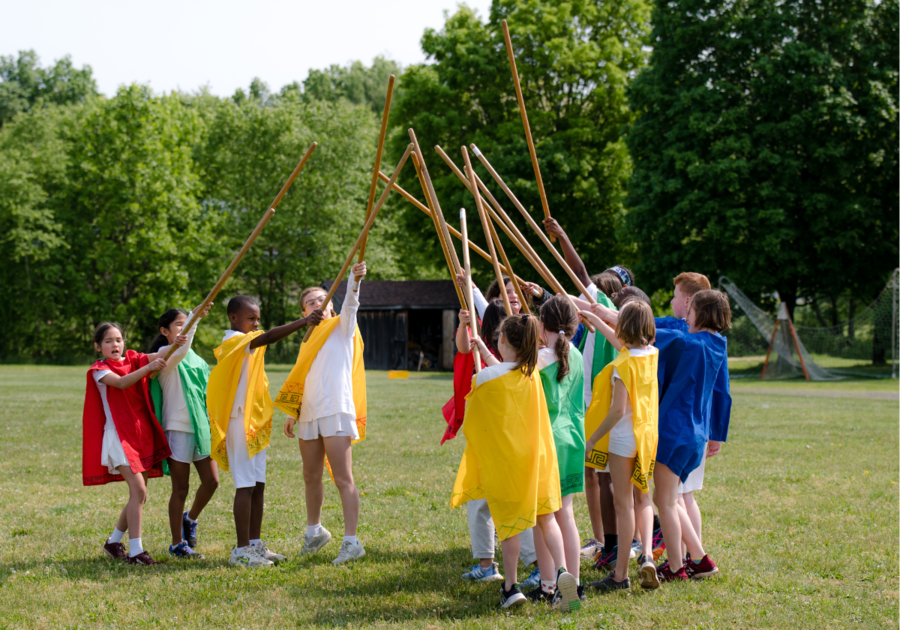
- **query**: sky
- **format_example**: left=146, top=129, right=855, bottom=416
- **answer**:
left=1, top=0, right=493, bottom=97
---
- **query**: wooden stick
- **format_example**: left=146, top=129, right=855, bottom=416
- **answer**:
left=471, top=144, right=596, bottom=305
left=463, top=146, right=512, bottom=316
left=301, top=144, right=411, bottom=342
left=501, top=19, right=554, bottom=241
left=375, top=170, right=526, bottom=285
left=357, top=75, right=395, bottom=278
left=460, top=208, right=481, bottom=373
left=151, top=142, right=318, bottom=378
left=487, top=209, right=529, bottom=315
left=411, top=152, right=466, bottom=307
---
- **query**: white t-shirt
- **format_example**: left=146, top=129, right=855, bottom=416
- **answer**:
left=222, top=329, right=256, bottom=420
left=298, top=276, right=362, bottom=423
left=476, top=361, right=517, bottom=387
left=609, top=347, right=657, bottom=442
left=537, top=346, right=557, bottom=371
left=93, top=370, right=115, bottom=432
left=473, top=286, right=488, bottom=319
left=579, top=283, right=599, bottom=407
left=155, top=312, right=197, bottom=433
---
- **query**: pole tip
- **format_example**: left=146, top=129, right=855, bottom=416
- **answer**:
left=460, top=208, right=466, bottom=218
left=311, top=141, right=318, bottom=148
left=470, top=144, right=482, bottom=157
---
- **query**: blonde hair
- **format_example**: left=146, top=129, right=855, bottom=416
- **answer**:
left=499, top=314, right=540, bottom=377
left=615, top=301, right=656, bottom=346
left=300, top=286, right=327, bottom=312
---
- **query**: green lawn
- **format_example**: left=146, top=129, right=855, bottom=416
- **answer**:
left=0, top=366, right=897, bottom=628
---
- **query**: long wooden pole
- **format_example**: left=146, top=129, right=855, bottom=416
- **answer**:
left=375, top=171, right=526, bottom=285
left=357, top=75, right=395, bottom=279
left=460, top=208, right=481, bottom=372
left=501, top=19, right=554, bottom=241
left=471, top=143, right=596, bottom=305
left=151, top=142, right=318, bottom=378
left=301, top=144, right=411, bottom=342
left=486, top=208, right=529, bottom=315
left=411, top=152, right=466, bottom=307
left=463, top=146, right=512, bottom=316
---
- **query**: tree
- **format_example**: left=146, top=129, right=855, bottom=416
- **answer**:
left=0, top=50, right=98, bottom=126
left=625, top=0, right=899, bottom=316
left=388, top=0, right=650, bottom=288
left=299, top=56, right=402, bottom=115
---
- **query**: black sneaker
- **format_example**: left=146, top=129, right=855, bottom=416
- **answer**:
left=500, top=583, right=527, bottom=609
left=590, top=573, right=630, bottom=592
left=169, top=541, right=204, bottom=559
left=182, top=512, right=198, bottom=548
left=525, top=586, right=554, bottom=603
left=592, top=545, right=618, bottom=570
left=577, top=585, right=587, bottom=602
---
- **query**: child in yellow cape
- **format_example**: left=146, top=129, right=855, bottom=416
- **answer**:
left=580, top=300, right=660, bottom=592
left=207, top=294, right=323, bottom=568
left=277, top=262, right=368, bottom=566
left=452, top=313, right=579, bottom=612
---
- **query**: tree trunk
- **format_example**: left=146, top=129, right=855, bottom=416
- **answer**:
left=847, top=298, right=856, bottom=340
left=780, top=286, right=798, bottom=322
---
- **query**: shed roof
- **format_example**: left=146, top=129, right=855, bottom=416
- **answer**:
left=321, top=280, right=459, bottom=311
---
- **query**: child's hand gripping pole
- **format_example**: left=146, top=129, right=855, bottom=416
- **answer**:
left=150, top=141, right=318, bottom=379
left=301, top=144, right=413, bottom=343
left=459, top=208, right=481, bottom=373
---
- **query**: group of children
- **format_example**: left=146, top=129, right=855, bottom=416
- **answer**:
left=445, top=217, right=732, bottom=609
left=82, top=263, right=370, bottom=567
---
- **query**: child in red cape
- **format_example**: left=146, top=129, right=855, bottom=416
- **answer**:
left=84, top=321, right=183, bottom=565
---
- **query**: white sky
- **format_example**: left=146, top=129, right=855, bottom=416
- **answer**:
left=1, top=0, right=493, bottom=97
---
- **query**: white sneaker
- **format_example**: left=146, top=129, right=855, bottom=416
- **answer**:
left=300, top=527, right=332, bottom=555
left=332, top=540, right=366, bottom=565
left=254, top=540, right=286, bottom=563
left=229, top=546, right=273, bottom=568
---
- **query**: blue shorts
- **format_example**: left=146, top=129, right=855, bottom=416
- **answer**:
left=655, top=440, right=705, bottom=483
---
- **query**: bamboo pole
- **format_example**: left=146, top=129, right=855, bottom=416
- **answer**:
left=470, top=143, right=596, bottom=305
left=151, top=142, right=318, bottom=378
left=411, top=152, right=466, bottom=307
left=375, top=171, right=526, bottom=285
left=460, top=208, right=481, bottom=372
left=462, top=146, right=512, bottom=316
left=501, top=19, right=554, bottom=241
left=357, top=75, right=395, bottom=279
left=301, top=144, right=412, bottom=342
left=486, top=207, right=529, bottom=315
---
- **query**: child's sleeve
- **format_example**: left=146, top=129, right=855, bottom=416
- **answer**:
left=340, top=276, right=361, bottom=337
left=654, top=316, right=689, bottom=332
left=473, top=286, right=488, bottom=319
left=158, top=312, right=198, bottom=372
left=709, top=359, right=732, bottom=442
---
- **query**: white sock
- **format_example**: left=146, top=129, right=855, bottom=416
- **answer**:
left=307, top=524, right=323, bottom=537
left=109, top=528, right=125, bottom=544
left=185, top=513, right=198, bottom=524
left=249, top=538, right=262, bottom=547
left=342, top=535, right=358, bottom=545
left=235, top=545, right=249, bottom=554
left=128, top=538, right=143, bottom=557
left=541, top=578, right=556, bottom=593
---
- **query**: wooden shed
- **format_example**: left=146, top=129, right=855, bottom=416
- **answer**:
left=321, top=280, right=460, bottom=371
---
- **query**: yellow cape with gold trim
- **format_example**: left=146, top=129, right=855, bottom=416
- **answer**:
left=450, top=368, right=561, bottom=540
left=584, top=348, right=659, bottom=492
left=207, top=330, right=272, bottom=472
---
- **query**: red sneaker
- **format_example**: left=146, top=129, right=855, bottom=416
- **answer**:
left=656, top=561, right=689, bottom=582
left=685, top=554, right=719, bottom=579
left=126, top=551, right=162, bottom=566
left=103, top=538, right=126, bottom=561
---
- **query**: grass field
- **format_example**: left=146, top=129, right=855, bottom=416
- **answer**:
left=0, top=365, right=897, bottom=628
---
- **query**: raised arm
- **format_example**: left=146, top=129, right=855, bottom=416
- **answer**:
left=250, top=311, right=323, bottom=349
left=456, top=273, right=487, bottom=319
left=340, top=262, right=365, bottom=337
left=543, top=217, right=590, bottom=288
left=456, top=309, right=474, bottom=354
left=580, top=310, right=623, bottom=351
left=100, top=357, right=168, bottom=390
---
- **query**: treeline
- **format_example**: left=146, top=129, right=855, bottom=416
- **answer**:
left=1, top=0, right=897, bottom=363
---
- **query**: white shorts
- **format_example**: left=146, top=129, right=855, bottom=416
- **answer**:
left=299, top=413, right=359, bottom=441
left=679, top=444, right=707, bottom=494
left=165, top=430, right=208, bottom=464
left=608, top=422, right=637, bottom=459
left=226, top=415, right=267, bottom=488
left=101, top=425, right=128, bottom=475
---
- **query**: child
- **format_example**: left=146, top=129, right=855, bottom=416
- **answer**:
left=148, top=303, right=217, bottom=559
left=530, top=296, right=587, bottom=605
left=277, top=263, right=368, bottom=565
left=580, top=301, right=660, bottom=591
left=456, top=314, right=578, bottom=611
left=207, top=295, right=323, bottom=568
left=84, top=322, right=177, bottom=565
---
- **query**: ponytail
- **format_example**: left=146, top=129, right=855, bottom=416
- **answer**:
left=500, top=313, right=540, bottom=377
left=148, top=308, right=188, bottom=353
left=540, top=296, right=579, bottom=382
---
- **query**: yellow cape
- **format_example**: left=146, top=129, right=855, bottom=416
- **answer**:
left=451, top=369, right=561, bottom=540
left=584, top=348, right=659, bottom=492
left=207, top=330, right=273, bottom=472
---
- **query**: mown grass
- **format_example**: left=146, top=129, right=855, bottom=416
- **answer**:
left=0, top=366, right=897, bottom=628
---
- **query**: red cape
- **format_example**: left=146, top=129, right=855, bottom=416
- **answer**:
left=82, top=350, right=171, bottom=486
left=441, top=344, right=493, bottom=445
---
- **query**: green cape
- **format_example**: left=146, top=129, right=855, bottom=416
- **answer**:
left=578, top=290, right=618, bottom=391
left=539, top=346, right=586, bottom=496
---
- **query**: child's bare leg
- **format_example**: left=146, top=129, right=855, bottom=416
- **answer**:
left=298, top=438, right=326, bottom=526
left=633, top=485, right=654, bottom=558
left=584, top=467, right=604, bottom=541
left=555, top=495, right=581, bottom=581
left=535, top=512, right=566, bottom=570
left=118, top=466, right=148, bottom=538
left=323, top=436, right=359, bottom=536
left=677, top=494, right=687, bottom=560
left=683, top=491, right=702, bottom=547
left=249, top=482, right=265, bottom=541
left=167, top=459, right=192, bottom=544
left=233, top=486, right=254, bottom=548
left=608, top=454, right=635, bottom=582
left=188, top=457, right=219, bottom=521
left=500, top=534, right=521, bottom=591
left=654, top=464, right=704, bottom=563
left=531, top=524, right=555, bottom=583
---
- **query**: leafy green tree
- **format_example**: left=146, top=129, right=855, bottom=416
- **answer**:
left=0, top=50, right=98, bottom=126
left=388, top=0, right=650, bottom=287
left=299, top=56, right=401, bottom=115
left=625, top=0, right=899, bottom=316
